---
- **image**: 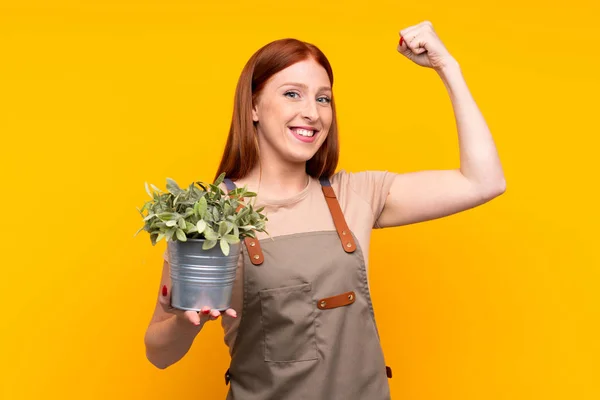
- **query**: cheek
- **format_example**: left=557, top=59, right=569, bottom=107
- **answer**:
left=321, top=109, right=333, bottom=127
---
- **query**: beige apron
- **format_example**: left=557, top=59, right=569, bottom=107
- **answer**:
left=223, top=177, right=392, bottom=399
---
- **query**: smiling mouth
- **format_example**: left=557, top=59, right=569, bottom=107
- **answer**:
left=289, top=127, right=318, bottom=136
left=288, top=127, right=319, bottom=142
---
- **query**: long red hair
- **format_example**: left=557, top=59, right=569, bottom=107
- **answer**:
left=214, top=38, right=339, bottom=182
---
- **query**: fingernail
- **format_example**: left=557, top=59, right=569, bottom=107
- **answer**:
left=202, top=309, right=210, bottom=315
left=162, top=285, right=168, bottom=296
left=399, top=36, right=404, bottom=46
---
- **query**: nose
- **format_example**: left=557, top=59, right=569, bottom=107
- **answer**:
left=301, top=100, right=319, bottom=122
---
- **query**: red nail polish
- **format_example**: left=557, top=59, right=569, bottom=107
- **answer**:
left=162, top=285, right=168, bottom=296
left=202, top=309, right=210, bottom=315
left=399, top=37, right=404, bottom=46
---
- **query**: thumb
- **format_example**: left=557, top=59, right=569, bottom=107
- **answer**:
left=159, top=285, right=173, bottom=310
left=397, top=36, right=412, bottom=56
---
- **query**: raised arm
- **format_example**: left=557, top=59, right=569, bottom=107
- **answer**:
left=377, top=21, right=505, bottom=228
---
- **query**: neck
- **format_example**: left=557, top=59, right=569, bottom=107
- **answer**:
left=242, top=161, right=310, bottom=200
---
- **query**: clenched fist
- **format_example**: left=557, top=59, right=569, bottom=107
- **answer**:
left=397, top=21, right=457, bottom=71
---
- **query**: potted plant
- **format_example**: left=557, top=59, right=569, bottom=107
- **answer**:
left=134, top=172, right=268, bottom=311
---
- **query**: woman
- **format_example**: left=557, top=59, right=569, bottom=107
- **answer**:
left=144, top=21, right=506, bottom=399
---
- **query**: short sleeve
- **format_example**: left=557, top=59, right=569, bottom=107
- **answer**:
left=332, top=169, right=397, bottom=229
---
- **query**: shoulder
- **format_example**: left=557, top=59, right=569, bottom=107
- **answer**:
left=329, top=169, right=396, bottom=195
left=327, top=169, right=397, bottom=225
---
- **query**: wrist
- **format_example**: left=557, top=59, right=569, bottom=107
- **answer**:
left=435, top=57, right=461, bottom=78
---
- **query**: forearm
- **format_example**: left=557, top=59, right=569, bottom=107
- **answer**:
left=437, top=59, right=506, bottom=195
left=144, top=314, right=203, bottom=369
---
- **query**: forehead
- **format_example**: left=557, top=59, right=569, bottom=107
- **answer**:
left=268, top=59, right=331, bottom=90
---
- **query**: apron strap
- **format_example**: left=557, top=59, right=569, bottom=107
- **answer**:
left=223, top=178, right=264, bottom=265
left=223, top=178, right=236, bottom=192
left=319, top=177, right=357, bottom=253
left=223, top=176, right=356, bottom=259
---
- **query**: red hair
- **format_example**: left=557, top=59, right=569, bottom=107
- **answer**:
left=214, top=38, right=339, bottom=182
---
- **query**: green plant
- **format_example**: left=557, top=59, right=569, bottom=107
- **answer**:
left=134, top=173, right=268, bottom=256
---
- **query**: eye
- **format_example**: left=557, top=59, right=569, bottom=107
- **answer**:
left=284, top=91, right=331, bottom=104
left=284, top=91, right=300, bottom=99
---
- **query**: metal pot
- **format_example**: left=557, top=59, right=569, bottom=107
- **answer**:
left=167, top=238, right=241, bottom=311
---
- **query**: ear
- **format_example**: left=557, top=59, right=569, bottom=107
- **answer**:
left=252, top=104, right=259, bottom=122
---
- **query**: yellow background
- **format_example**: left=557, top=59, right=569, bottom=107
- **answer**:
left=1, top=0, right=598, bottom=399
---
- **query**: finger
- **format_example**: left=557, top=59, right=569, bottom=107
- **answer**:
left=224, top=308, right=238, bottom=318
left=183, top=310, right=202, bottom=325
left=400, top=24, right=420, bottom=38
left=405, top=33, right=427, bottom=55
left=209, top=309, right=221, bottom=320
left=398, top=34, right=415, bottom=54
left=197, top=306, right=212, bottom=324
left=158, top=285, right=174, bottom=312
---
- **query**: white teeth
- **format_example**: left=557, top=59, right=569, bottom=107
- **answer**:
left=291, top=128, right=315, bottom=137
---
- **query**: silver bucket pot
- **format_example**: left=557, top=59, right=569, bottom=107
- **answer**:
left=167, top=239, right=241, bottom=311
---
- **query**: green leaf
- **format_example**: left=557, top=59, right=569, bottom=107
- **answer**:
left=166, top=227, right=176, bottom=241
left=237, top=206, right=249, bottom=219
left=202, top=239, right=217, bottom=250
left=213, top=207, right=220, bottom=221
left=214, top=172, right=226, bottom=186
left=219, top=238, right=230, bottom=256
left=186, top=221, right=197, bottom=233
left=150, top=183, right=162, bottom=193
left=196, top=220, right=207, bottom=234
left=209, top=184, right=224, bottom=196
left=145, top=182, right=153, bottom=198
left=176, top=228, right=187, bottom=241
left=204, top=226, right=218, bottom=241
left=218, top=221, right=228, bottom=236
left=157, top=212, right=178, bottom=221
left=178, top=218, right=186, bottom=229
left=156, top=232, right=166, bottom=242
left=223, top=234, right=240, bottom=244
left=166, top=178, right=183, bottom=195
left=197, top=196, right=207, bottom=218
left=143, top=213, right=155, bottom=221
left=166, top=219, right=177, bottom=227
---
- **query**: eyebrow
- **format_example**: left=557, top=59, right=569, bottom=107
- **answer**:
left=279, top=82, right=332, bottom=92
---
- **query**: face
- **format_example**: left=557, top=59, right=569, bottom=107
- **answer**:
left=251, top=58, right=333, bottom=165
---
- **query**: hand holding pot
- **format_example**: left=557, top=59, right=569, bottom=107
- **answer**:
left=160, top=285, right=237, bottom=326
